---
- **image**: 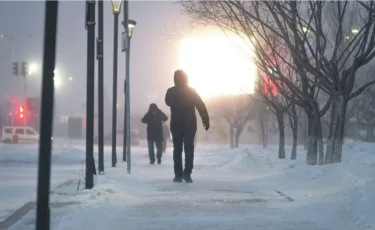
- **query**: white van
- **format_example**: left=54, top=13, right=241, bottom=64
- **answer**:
left=1, top=126, right=40, bottom=144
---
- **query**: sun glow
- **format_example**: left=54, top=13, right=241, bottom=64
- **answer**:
left=179, top=35, right=257, bottom=97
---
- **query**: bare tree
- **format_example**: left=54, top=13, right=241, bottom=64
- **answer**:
left=254, top=74, right=288, bottom=159
left=262, top=1, right=375, bottom=164
left=288, top=101, right=302, bottom=160
left=180, top=1, right=375, bottom=165
left=248, top=103, right=272, bottom=148
left=208, top=95, right=255, bottom=148
left=255, top=49, right=304, bottom=160
left=352, top=87, right=375, bottom=141
left=344, top=62, right=375, bottom=140
left=216, top=123, right=229, bottom=147
left=254, top=76, right=302, bottom=160
left=180, top=1, right=330, bottom=165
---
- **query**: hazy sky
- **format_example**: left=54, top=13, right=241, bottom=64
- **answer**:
left=0, top=1, right=191, bottom=117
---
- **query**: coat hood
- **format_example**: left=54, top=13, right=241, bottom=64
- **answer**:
left=174, top=69, right=188, bottom=87
left=148, top=103, right=158, bottom=112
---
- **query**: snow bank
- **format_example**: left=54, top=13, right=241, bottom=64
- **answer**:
left=0, top=144, right=86, bottom=164
left=216, top=142, right=375, bottom=229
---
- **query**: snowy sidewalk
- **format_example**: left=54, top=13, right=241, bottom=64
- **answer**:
left=7, top=144, right=375, bottom=230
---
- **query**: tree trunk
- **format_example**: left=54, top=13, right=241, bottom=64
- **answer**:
left=291, top=116, right=298, bottom=160
left=300, top=114, right=308, bottom=150
left=316, top=116, right=324, bottom=165
left=235, top=132, right=240, bottom=148
left=234, top=123, right=245, bottom=148
left=306, top=112, right=318, bottom=165
left=303, top=122, right=308, bottom=150
left=260, top=116, right=267, bottom=148
left=325, top=95, right=347, bottom=164
left=312, top=103, right=324, bottom=165
left=230, top=126, right=234, bottom=148
left=276, top=112, right=286, bottom=159
left=325, top=98, right=337, bottom=163
left=263, top=120, right=268, bottom=148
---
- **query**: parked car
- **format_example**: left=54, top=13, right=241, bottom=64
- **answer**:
left=2, top=126, right=39, bottom=144
left=94, top=130, right=140, bottom=146
left=1, top=126, right=53, bottom=144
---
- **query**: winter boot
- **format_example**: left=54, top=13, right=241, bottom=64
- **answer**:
left=173, top=176, right=183, bottom=183
left=157, top=159, right=161, bottom=164
left=183, top=173, right=193, bottom=183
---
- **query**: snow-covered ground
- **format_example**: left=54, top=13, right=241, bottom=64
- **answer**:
left=0, top=143, right=87, bottom=222
left=1, top=141, right=375, bottom=230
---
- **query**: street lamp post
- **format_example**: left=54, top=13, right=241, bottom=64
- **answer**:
left=110, top=0, right=123, bottom=167
left=121, top=0, right=128, bottom=163
left=35, top=1, right=58, bottom=229
left=122, top=0, right=136, bottom=174
left=85, top=0, right=96, bottom=189
left=97, top=0, right=104, bottom=174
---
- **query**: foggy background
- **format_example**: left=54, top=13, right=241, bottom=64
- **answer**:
left=0, top=1, right=190, bottom=136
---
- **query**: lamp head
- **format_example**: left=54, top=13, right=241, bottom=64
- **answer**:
left=128, top=19, right=137, bottom=39
left=110, top=0, right=122, bottom=14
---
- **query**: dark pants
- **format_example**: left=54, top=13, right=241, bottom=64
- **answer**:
left=172, top=128, right=196, bottom=177
left=148, top=141, right=162, bottom=162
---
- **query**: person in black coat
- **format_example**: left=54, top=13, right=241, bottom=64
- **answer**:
left=141, top=103, right=168, bottom=164
left=165, top=69, right=210, bottom=183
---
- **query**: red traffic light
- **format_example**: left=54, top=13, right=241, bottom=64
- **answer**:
left=18, top=105, right=25, bottom=119
left=263, top=76, right=278, bottom=96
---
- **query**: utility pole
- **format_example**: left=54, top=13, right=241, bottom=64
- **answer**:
left=97, top=0, right=104, bottom=174
left=112, top=11, right=118, bottom=167
left=122, top=0, right=128, bottom=162
left=110, top=0, right=122, bottom=167
left=21, top=62, right=29, bottom=127
left=21, top=62, right=29, bottom=95
left=122, top=80, right=127, bottom=162
left=121, top=1, right=137, bottom=174
left=124, top=0, right=131, bottom=173
left=35, top=1, right=58, bottom=229
left=122, top=1, right=135, bottom=174
left=85, top=0, right=96, bottom=189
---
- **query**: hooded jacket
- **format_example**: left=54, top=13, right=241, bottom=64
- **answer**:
left=141, top=103, right=168, bottom=142
left=165, top=70, right=209, bottom=132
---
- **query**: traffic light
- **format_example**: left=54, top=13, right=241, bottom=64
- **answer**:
left=12, top=62, right=18, bottom=76
left=263, top=75, right=278, bottom=96
left=19, top=105, right=25, bottom=120
left=21, top=62, right=28, bottom=77
left=27, top=98, right=34, bottom=111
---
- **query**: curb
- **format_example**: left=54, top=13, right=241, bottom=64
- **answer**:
left=0, top=179, right=77, bottom=230
left=275, top=190, right=294, bottom=202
